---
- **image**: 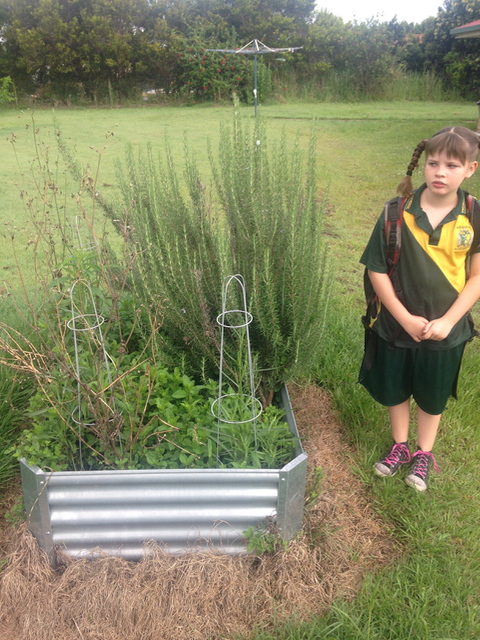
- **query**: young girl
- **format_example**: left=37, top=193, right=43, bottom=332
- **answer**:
left=359, top=126, right=480, bottom=492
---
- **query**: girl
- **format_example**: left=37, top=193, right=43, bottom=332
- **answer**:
left=359, top=126, right=480, bottom=492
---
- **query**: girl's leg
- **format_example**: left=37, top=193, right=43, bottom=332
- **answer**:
left=388, top=398, right=411, bottom=443
left=405, top=408, right=442, bottom=492
left=416, top=407, right=441, bottom=452
left=374, top=399, right=411, bottom=477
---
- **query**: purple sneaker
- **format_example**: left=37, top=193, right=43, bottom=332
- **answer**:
left=405, top=450, right=439, bottom=492
left=374, top=443, right=411, bottom=478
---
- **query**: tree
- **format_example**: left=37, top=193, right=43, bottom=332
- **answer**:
left=1, top=0, right=151, bottom=98
left=402, top=0, right=480, bottom=95
left=173, top=22, right=250, bottom=102
left=300, top=10, right=348, bottom=78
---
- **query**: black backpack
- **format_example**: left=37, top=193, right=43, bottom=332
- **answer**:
left=361, top=193, right=480, bottom=369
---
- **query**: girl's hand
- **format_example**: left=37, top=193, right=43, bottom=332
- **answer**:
left=422, top=318, right=453, bottom=341
left=402, top=315, right=429, bottom=342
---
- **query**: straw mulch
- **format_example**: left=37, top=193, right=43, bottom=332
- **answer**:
left=0, top=384, right=397, bottom=640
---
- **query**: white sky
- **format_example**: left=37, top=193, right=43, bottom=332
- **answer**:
left=315, top=0, right=444, bottom=25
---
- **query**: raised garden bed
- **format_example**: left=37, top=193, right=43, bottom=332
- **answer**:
left=21, top=385, right=307, bottom=565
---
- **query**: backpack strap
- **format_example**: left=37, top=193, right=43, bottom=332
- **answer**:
left=384, top=197, right=406, bottom=306
left=463, top=191, right=480, bottom=340
left=361, top=196, right=407, bottom=364
left=465, top=191, right=480, bottom=256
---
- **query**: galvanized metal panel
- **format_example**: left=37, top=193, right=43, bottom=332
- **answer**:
left=279, top=384, right=303, bottom=458
left=21, top=384, right=307, bottom=563
left=276, top=453, right=308, bottom=540
left=31, top=468, right=279, bottom=560
left=20, top=461, right=55, bottom=563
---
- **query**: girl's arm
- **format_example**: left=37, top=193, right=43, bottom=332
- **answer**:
left=422, top=253, right=480, bottom=341
left=368, top=270, right=428, bottom=342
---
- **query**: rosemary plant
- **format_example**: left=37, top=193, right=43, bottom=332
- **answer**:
left=106, top=115, right=332, bottom=404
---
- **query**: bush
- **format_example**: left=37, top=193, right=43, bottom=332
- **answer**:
left=105, top=114, right=332, bottom=405
left=0, top=76, right=15, bottom=105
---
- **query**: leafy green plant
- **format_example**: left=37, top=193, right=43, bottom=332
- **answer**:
left=0, top=371, right=33, bottom=486
left=0, top=76, right=15, bottom=105
left=209, top=400, right=296, bottom=469
left=12, top=365, right=295, bottom=471
left=244, top=516, right=289, bottom=554
left=5, top=496, right=26, bottom=528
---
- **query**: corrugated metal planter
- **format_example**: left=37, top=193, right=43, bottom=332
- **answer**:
left=21, top=385, right=307, bottom=565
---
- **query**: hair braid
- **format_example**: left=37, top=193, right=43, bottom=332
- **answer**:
left=397, top=139, right=429, bottom=197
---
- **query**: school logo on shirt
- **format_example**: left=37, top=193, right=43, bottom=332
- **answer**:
left=456, top=226, right=473, bottom=251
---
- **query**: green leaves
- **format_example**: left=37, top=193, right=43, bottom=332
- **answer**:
left=243, top=517, right=289, bottom=554
left=14, top=359, right=295, bottom=472
left=0, top=77, right=15, bottom=105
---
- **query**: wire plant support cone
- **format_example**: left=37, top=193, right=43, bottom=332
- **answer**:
left=211, top=274, right=262, bottom=466
left=67, top=219, right=121, bottom=469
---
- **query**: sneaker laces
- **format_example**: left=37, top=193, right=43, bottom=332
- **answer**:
left=384, top=443, right=411, bottom=466
left=411, top=450, right=439, bottom=479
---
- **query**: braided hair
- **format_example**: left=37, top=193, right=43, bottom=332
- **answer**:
left=397, top=126, right=480, bottom=197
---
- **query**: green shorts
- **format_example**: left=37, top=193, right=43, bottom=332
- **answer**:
left=358, top=333, right=466, bottom=415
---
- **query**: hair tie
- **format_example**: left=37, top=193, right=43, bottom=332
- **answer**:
left=406, top=170, right=413, bottom=176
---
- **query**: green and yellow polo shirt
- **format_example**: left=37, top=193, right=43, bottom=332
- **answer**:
left=361, top=184, right=478, bottom=350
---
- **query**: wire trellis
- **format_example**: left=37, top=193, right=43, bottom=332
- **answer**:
left=66, top=279, right=121, bottom=469
left=66, top=220, right=120, bottom=469
left=211, top=274, right=262, bottom=466
left=71, top=215, right=99, bottom=253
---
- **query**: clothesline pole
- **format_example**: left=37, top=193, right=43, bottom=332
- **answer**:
left=254, top=53, right=257, bottom=118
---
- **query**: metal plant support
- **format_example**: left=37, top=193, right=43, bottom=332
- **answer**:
left=211, top=275, right=262, bottom=465
left=206, top=39, right=302, bottom=117
left=67, top=218, right=120, bottom=468
left=67, top=280, right=120, bottom=469
left=71, top=215, right=99, bottom=252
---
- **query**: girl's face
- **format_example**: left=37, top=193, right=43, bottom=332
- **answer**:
left=424, top=151, right=478, bottom=199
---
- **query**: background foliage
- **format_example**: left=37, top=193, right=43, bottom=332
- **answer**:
left=2, top=0, right=480, bottom=104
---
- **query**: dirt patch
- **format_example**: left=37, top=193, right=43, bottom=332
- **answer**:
left=0, top=385, right=397, bottom=640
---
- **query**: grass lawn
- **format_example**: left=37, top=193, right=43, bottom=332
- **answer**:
left=1, top=99, right=480, bottom=638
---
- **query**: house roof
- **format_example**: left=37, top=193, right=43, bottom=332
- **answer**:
left=450, top=19, right=480, bottom=38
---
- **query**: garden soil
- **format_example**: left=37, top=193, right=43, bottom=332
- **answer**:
left=0, top=384, right=397, bottom=640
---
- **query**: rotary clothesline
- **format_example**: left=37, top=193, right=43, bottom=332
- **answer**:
left=206, top=39, right=302, bottom=117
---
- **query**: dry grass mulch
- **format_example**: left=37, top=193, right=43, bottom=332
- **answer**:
left=0, top=384, right=397, bottom=640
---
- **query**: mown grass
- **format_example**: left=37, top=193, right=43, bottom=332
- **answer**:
left=2, top=100, right=480, bottom=636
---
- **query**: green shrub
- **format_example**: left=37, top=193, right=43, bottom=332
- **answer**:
left=105, top=114, right=332, bottom=405
left=244, top=58, right=272, bottom=104
left=13, top=362, right=295, bottom=471
left=0, top=76, right=15, bottom=105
